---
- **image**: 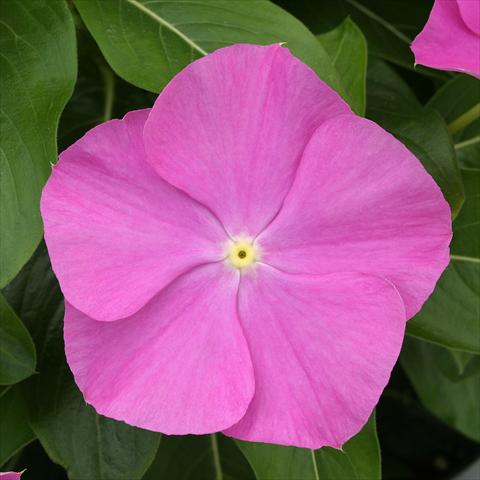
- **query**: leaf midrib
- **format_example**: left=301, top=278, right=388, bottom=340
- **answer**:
left=124, top=0, right=208, bottom=55
left=451, top=255, right=480, bottom=264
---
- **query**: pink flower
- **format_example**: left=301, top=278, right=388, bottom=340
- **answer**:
left=0, top=472, right=23, bottom=480
left=411, top=0, right=480, bottom=77
left=41, top=44, right=451, bottom=449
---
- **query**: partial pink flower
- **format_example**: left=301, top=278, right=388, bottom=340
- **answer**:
left=41, top=44, right=452, bottom=449
left=0, top=472, right=23, bottom=480
left=411, top=0, right=480, bottom=77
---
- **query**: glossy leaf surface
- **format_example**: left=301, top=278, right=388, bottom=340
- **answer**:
left=0, top=0, right=76, bottom=286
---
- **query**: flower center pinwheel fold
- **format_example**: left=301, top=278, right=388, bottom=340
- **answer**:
left=227, top=238, right=257, bottom=269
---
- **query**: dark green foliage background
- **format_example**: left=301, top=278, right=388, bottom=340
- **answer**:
left=0, top=0, right=478, bottom=479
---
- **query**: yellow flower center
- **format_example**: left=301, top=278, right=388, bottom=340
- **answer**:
left=227, top=239, right=257, bottom=269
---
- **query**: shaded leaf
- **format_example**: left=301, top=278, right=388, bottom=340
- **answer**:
left=401, top=337, right=480, bottom=442
left=0, top=294, right=36, bottom=385
left=276, top=0, right=435, bottom=72
left=58, top=28, right=155, bottom=151
left=408, top=169, right=480, bottom=352
left=0, top=386, right=35, bottom=466
left=342, top=0, right=414, bottom=69
left=427, top=75, right=480, bottom=169
left=0, top=0, right=76, bottom=286
left=317, top=17, right=367, bottom=115
left=144, top=434, right=255, bottom=480
left=3, top=245, right=160, bottom=480
left=377, top=363, right=480, bottom=479
left=236, top=413, right=380, bottom=480
left=427, top=75, right=480, bottom=126
left=449, top=351, right=480, bottom=380
left=456, top=136, right=480, bottom=170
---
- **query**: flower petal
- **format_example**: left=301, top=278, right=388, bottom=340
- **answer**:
left=411, top=0, right=480, bottom=77
left=143, top=44, right=350, bottom=237
left=258, top=114, right=451, bottom=319
left=224, top=265, right=405, bottom=449
left=41, top=109, right=226, bottom=322
left=0, top=473, right=22, bottom=480
left=64, top=263, right=254, bottom=434
left=457, top=0, right=480, bottom=36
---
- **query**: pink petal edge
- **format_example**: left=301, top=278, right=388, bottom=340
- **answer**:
left=258, top=114, right=452, bottom=319
left=41, top=109, right=226, bottom=322
left=224, top=265, right=406, bottom=449
left=411, top=0, right=480, bottom=77
left=64, top=263, right=255, bottom=434
left=0, top=473, right=23, bottom=480
left=143, top=43, right=351, bottom=237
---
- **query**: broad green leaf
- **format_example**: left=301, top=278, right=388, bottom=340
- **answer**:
left=408, top=169, right=480, bottom=352
left=317, top=18, right=367, bottom=115
left=3, top=244, right=160, bottom=480
left=401, top=337, right=480, bottom=442
left=236, top=413, right=380, bottom=480
left=0, top=294, right=36, bottom=385
left=0, top=386, right=35, bottom=466
left=0, top=0, right=76, bottom=287
left=427, top=75, right=480, bottom=169
left=73, top=0, right=343, bottom=96
left=367, top=58, right=465, bottom=217
left=144, top=434, right=255, bottom=480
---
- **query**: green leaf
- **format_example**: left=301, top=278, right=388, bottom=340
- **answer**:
left=367, top=58, right=465, bottom=217
left=236, top=413, right=380, bottom=480
left=0, top=0, right=77, bottom=287
left=401, top=337, right=480, bottom=442
left=0, top=386, right=35, bottom=466
left=317, top=18, right=367, bottom=115
left=427, top=75, right=480, bottom=169
left=144, top=434, right=255, bottom=480
left=342, top=0, right=414, bottom=70
left=365, top=56, right=420, bottom=113
left=449, top=351, right=480, bottom=380
left=58, top=29, right=156, bottom=151
left=3, top=244, right=160, bottom=480
left=427, top=75, right=480, bottom=126
left=72, top=0, right=343, bottom=95
left=407, top=169, right=480, bottom=352
left=450, top=170, right=480, bottom=260
left=456, top=136, right=480, bottom=169
left=0, top=294, right=36, bottom=385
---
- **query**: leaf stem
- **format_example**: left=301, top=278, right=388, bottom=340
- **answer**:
left=97, top=61, right=115, bottom=122
left=451, top=254, right=480, bottom=264
left=455, top=135, right=480, bottom=151
left=310, top=449, right=320, bottom=480
left=210, top=433, right=223, bottom=480
left=448, top=103, right=480, bottom=136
